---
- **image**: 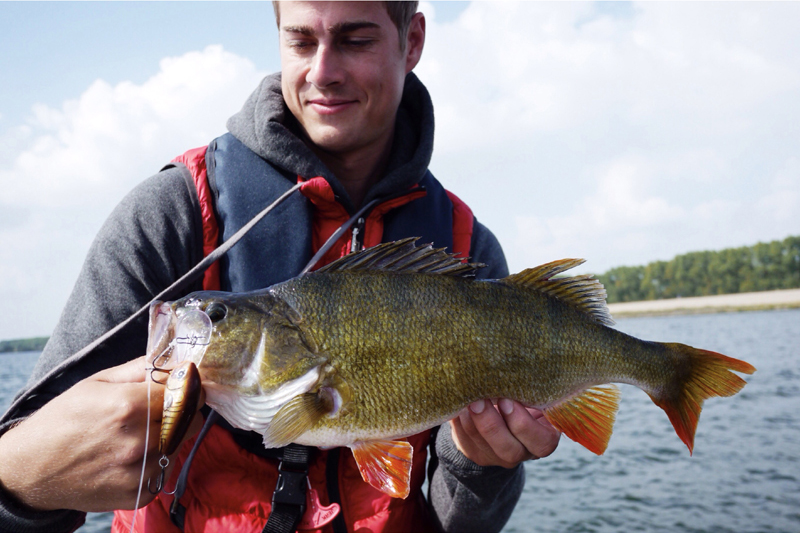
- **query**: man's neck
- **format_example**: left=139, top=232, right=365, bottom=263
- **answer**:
left=310, top=131, right=395, bottom=209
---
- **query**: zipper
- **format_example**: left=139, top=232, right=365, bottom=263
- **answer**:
left=350, top=217, right=366, bottom=253
left=348, top=185, right=426, bottom=254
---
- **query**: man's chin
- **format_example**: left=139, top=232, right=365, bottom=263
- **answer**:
left=305, top=127, right=363, bottom=155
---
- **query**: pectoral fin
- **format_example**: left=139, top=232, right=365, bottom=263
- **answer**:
left=349, top=439, right=413, bottom=499
left=262, top=392, right=333, bottom=448
left=543, top=384, right=620, bottom=455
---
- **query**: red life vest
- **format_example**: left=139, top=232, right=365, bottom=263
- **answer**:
left=113, top=144, right=474, bottom=533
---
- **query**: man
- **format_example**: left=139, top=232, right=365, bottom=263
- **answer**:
left=0, top=3, right=560, bottom=532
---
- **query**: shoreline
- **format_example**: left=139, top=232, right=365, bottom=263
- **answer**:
left=607, top=288, right=800, bottom=318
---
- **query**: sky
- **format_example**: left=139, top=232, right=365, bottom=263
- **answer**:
left=1, top=1, right=799, bottom=341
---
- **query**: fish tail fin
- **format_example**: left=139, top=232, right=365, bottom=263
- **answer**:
left=650, top=344, right=755, bottom=455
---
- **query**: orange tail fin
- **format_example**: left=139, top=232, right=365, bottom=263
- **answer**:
left=649, top=344, right=755, bottom=454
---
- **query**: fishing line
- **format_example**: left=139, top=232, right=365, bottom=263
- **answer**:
left=130, top=370, right=153, bottom=533
left=1, top=181, right=304, bottom=425
left=2, top=176, right=425, bottom=529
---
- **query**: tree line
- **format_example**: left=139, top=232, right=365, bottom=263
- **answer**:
left=2, top=236, right=799, bottom=347
left=595, top=235, right=800, bottom=304
left=0, top=337, right=49, bottom=354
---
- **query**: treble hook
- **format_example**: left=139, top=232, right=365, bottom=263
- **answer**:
left=148, top=344, right=175, bottom=384
left=149, top=367, right=170, bottom=385
left=147, top=455, right=170, bottom=495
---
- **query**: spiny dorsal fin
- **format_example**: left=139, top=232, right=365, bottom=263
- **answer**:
left=503, top=258, right=615, bottom=326
left=315, top=237, right=484, bottom=278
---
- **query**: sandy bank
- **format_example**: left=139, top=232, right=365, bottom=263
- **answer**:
left=607, top=288, right=800, bottom=317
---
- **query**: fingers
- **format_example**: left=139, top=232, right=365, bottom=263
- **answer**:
left=451, top=399, right=561, bottom=469
left=106, top=388, right=194, bottom=511
left=497, top=400, right=560, bottom=459
left=453, top=400, right=533, bottom=468
left=0, top=354, right=202, bottom=513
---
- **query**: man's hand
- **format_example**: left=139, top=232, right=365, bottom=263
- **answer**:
left=0, top=356, right=204, bottom=512
left=450, top=399, right=560, bottom=468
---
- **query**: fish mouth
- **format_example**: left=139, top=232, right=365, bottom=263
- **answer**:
left=147, top=301, right=213, bottom=370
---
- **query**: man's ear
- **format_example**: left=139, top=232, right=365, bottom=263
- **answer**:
left=405, top=12, right=426, bottom=73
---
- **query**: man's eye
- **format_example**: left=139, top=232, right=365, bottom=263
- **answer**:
left=288, top=40, right=315, bottom=51
left=342, top=38, right=374, bottom=48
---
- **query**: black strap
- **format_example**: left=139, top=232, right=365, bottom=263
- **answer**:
left=325, top=448, right=349, bottom=533
left=262, top=444, right=311, bottom=533
left=169, top=410, right=220, bottom=529
left=169, top=414, right=313, bottom=533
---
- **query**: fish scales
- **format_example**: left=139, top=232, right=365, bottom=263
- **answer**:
left=149, top=239, right=755, bottom=498
left=271, top=269, right=670, bottom=439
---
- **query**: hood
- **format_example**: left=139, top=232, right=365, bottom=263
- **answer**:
left=226, top=72, right=435, bottom=213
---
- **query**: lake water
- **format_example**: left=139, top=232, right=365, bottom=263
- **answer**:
left=1, top=309, right=797, bottom=533
left=504, top=308, right=800, bottom=533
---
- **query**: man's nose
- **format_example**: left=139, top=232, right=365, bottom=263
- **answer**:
left=306, top=44, right=344, bottom=88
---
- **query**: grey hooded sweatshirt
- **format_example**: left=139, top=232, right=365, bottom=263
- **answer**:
left=0, top=73, right=524, bottom=533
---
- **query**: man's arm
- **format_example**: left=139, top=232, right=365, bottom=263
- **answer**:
left=0, top=168, right=204, bottom=532
left=429, top=426, right=526, bottom=532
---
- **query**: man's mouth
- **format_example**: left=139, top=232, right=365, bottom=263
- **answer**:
left=307, top=98, right=358, bottom=115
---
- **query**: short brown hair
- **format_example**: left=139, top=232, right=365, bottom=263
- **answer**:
left=273, top=2, right=419, bottom=49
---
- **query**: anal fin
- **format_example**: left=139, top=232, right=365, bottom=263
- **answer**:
left=349, top=439, right=413, bottom=499
left=543, top=384, right=620, bottom=455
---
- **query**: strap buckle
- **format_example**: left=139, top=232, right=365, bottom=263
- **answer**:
left=272, top=460, right=309, bottom=508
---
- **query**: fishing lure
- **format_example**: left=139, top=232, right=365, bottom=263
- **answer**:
left=148, top=360, right=202, bottom=494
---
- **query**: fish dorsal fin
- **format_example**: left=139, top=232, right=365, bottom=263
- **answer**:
left=542, top=384, right=621, bottom=455
left=315, top=237, right=484, bottom=278
left=349, top=439, right=413, bottom=499
left=503, top=258, right=615, bottom=326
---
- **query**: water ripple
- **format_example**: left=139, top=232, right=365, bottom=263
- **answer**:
left=506, top=309, right=800, bottom=533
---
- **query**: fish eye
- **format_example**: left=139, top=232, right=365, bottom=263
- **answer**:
left=205, top=302, right=227, bottom=323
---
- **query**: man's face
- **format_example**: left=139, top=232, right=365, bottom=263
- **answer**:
left=279, top=2, right=424, bottom=158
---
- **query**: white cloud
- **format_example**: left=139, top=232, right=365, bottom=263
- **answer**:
left=3, top=2, right=800, bottom=339
left=0, top=45, right=266, bottom=338
left=3, top=45, right=263, bottom=210
left=755, top=157, right=800, bottom=226
left=417, top=2, right=800, bottom=274
left=511, top=155, right=687, bottom=271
